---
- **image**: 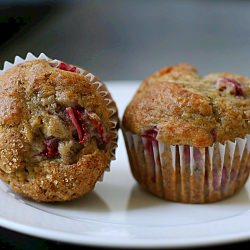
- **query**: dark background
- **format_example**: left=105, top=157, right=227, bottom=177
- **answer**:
left=1, top=0, right=250, bottom=80
left=0, top=0, right=250, bottom=249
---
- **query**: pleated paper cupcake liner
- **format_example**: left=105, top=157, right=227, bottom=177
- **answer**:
left=1, top=53, right=119, bottom=182
left=123, top=130, right=250, bottom=203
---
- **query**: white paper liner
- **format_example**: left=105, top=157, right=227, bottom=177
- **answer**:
left=0, top=52, right=118, bottom=182
left=123, top=130, right=250, bottom=203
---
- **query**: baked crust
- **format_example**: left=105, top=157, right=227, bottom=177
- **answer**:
left=123, top=64, right=250, bottom=147
left=0, top=60, right=118, bottom=201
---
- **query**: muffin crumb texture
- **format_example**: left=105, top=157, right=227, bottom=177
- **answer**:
left=0, top=59, right=118, bottom=202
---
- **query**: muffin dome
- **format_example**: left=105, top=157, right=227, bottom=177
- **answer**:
left=0, top=58, right=118, bottom=202
left=123, top=64, right=250, bottom=148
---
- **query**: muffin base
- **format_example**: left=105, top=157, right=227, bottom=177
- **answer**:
left=123, top=131, right=250, bottom=203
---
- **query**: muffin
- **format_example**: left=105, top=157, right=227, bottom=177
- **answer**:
left=122, top=63, right=250, bottom=203
left=0, top=53, right=118, bottom=202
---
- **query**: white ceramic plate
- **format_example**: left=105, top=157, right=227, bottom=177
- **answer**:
left=0, top=81, right=250, bottom=248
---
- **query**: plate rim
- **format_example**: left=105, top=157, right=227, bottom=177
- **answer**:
left=1, top=216, right=250, bottom=248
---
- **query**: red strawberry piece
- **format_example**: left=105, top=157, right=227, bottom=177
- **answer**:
left=66, top=107, right=88, bottom=145
left=216, top=78, right=244, bottom=96
left=86, top=112, right=108, bottom=145
left=142, top=128, right=158, bottom=161
left=57, top=62, right=77, bottom=72
left=142, top=128, right=158, bottom=141
left=41, top=136, right=60, bottom=158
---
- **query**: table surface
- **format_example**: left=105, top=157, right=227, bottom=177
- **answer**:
left=0, top=226, right=249, bottom=250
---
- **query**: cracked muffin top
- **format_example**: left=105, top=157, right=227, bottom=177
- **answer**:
left=122, top=64, right=250, bottom=147
left=0, top=59, right=118, bottom=202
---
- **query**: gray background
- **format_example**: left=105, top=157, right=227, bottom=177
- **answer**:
left=1, top=0, right=250, bottom=80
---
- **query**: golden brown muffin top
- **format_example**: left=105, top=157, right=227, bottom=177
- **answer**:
left=0, top=59, right=118, bottom=174
left=123, top=64, right=250, bottom=147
